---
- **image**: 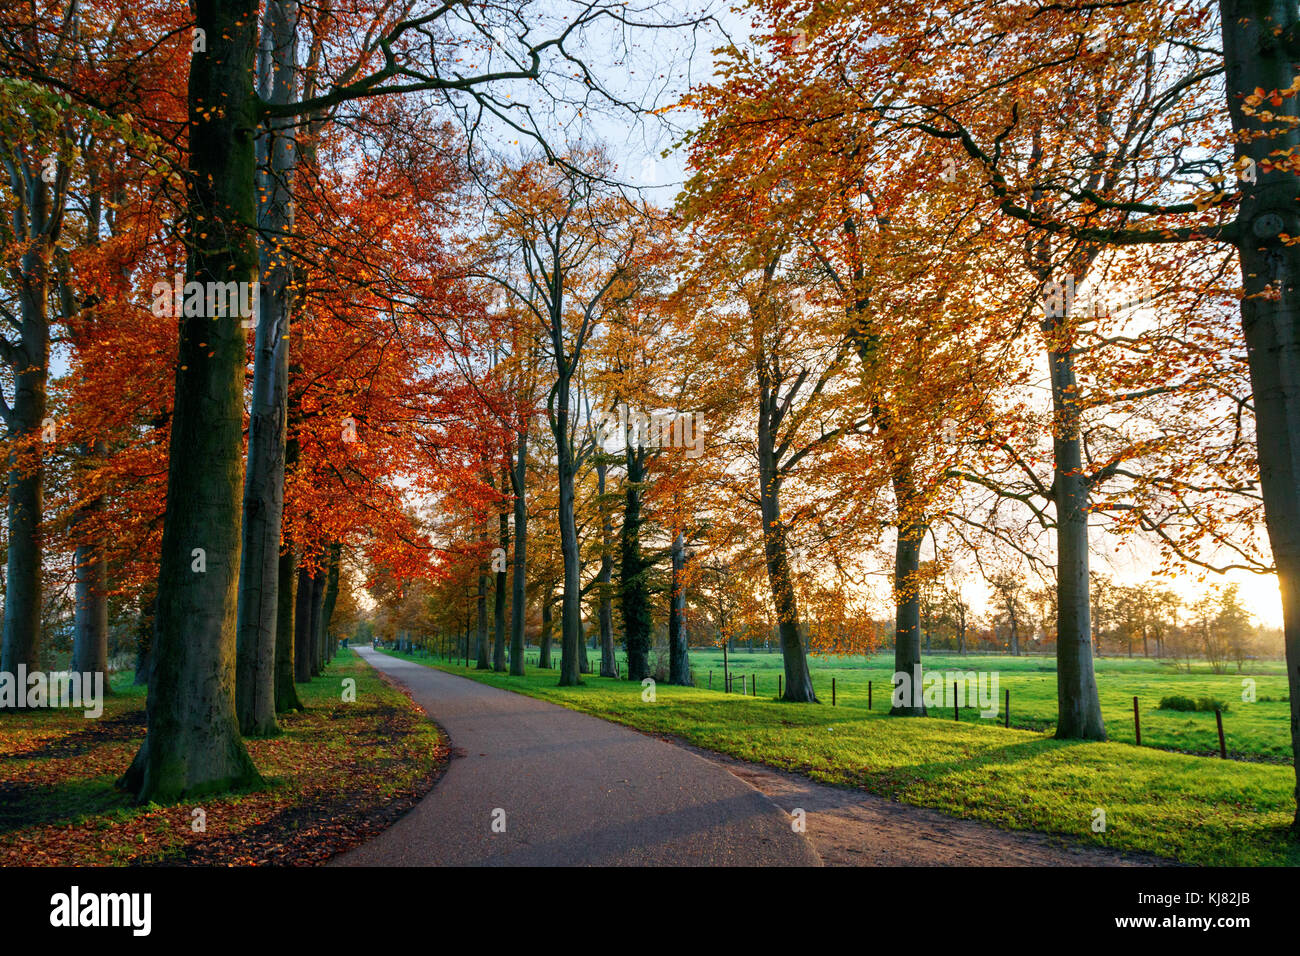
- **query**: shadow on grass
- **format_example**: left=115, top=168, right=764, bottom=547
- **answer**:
left=0, top=777, right=133, bottom=835
left=4, top=709, right=146, bottom=762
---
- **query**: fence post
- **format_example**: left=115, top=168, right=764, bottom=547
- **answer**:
left=1133, top=696, right=1141, bottom=746
left=1216, top=709, right=1227, bottom=758
left=953, top=681, right=959, bottom=721
left=868, top=680, right=872, bottom=710
left=708, top=670, right=712, bottom=690
left=832, top=677, right=836, bottom=706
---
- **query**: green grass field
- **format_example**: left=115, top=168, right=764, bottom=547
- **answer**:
left=376, top=645, right=1299, bottom=866
left=483, top=647, right=1290, bottom=760
left=662, top=649, right=1293, bottom=761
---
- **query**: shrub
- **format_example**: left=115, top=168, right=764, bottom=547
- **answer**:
left=1157, top=695, right=1229, bottom=713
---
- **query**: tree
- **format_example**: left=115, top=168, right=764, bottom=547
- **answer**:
left=484, top=152, right=645, bottom=686
left=234, top=0, right=299, bottom=737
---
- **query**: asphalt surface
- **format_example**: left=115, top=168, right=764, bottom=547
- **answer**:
left=331, top=648, right=821, bottom=866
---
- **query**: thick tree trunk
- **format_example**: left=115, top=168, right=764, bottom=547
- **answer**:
left=234, top=0, right=299, bottom=737
left=1, top=216, right=49, bottom=678
left=1050, top=345, right=1107, bottom=740
left=274, top=546, right=302, bottom=711
left=668, top=530, right=690, bottom=685
left=71, top=532, right=109, bottom=684
left=620, top=446, right=652, bottom=681
left=510, top=428, right=528, bottom=676
left=119, top=0, right=262, bottom=800
left=1221, top=0, right=1300, bottom=829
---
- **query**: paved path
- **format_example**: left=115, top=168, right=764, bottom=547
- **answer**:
left=336, top=649, right=1158, bottom=867
left=332, top=649, right=820, bottom=866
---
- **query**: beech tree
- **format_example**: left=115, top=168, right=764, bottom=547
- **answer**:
left=484, top=153, right=646, bottom=686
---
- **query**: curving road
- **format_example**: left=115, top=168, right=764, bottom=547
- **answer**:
left=331, top=648, right=821, bottom=866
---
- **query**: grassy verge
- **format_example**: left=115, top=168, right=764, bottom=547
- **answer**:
left=382, top=648, right=1299, bottom=866
left=0, top=647, right=448, bottom=865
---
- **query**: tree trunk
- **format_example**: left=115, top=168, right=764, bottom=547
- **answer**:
left=475, top=552, right=490, bottom=670
left=852, top=317, right=925, bottom=715
left=757, top=412, right=817, bottom=703
left=317, top=542, right=340, bottom=671
left=234, top=0, right=299, bottom=737
left=494, top=499, right=508, bottom=672
left=293, top=561, right=317, bottom=683
left=119, top=0, right=262, bottom=800
left=539, top=587, right=554, bottom=669
left=1222, top=0, right=1300, bottom=829
left=889, top=454, right=927, bottom=715
left=0, top=199, right=49, bottom=679
left=509, top=427, right=528, bottom=675
left=620, top=446, right=652, bottom=681
left=308, top=563, right=325, bottom=677
left=891, top=516, right=926, bottom=715
left=133, top=598, right=155, bottom=687
left=598, top=461, right=617, bottom=677
left=668, top=530, right=690, bottom=684
left=274, top=546, right=302, bottom=711
left=1050, top=344, right=1107, bottom=740
left=553, top=376, right=583, bottom=687
left=71, top=531, right=109, bottom=685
